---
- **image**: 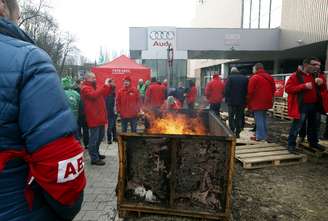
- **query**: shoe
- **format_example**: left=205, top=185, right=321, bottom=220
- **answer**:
left=250, top=136, right=257, bottom=141
left=107, top=140, right=112, bottom=144
left=250, top=136, right=266, bottom=142
left=235, top=133, right=240, bottom=138
left=297, top=137, right=305, bottom=144
left=287, top=147, right=299, bottom=154
left=91, top=160, right=106, bottom=166
left=99, top=154, right=106, bottom=160
left=310, top=144, right=325, bottom=151
left=289, top=150, right=300, bottom=155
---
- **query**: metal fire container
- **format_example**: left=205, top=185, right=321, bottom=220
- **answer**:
left=117, top=111, right=235, bottom=221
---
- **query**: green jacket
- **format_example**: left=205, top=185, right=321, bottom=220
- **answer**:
left=61, top=77, right=80, bottom=120
left=64, top=89, right=80, bottom=119
left=139, top=80, right=151, bottom=97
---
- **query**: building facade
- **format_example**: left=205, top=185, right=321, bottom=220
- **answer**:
left=129, top=0, right=328, bottom=90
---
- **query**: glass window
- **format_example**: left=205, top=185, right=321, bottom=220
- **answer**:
left=270, top=0, right=282, bottom=28
left=260, top=0, right=271, bottom=28
left=142, top=59, right=187, bottom=87
left=251, top=0, right=260, bottom=28
left=243, top=0, right=251, bottom=28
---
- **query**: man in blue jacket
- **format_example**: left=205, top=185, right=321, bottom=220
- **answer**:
left=0, top=1, right=86, bottom=220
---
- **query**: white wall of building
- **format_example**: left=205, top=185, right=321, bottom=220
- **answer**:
left=280, top=0, right=328, bottom=50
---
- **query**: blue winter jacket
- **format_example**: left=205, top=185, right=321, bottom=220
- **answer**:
left=0, top=18, right=82, bottom=220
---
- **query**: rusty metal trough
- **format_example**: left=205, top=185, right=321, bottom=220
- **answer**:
left=117, top=111, right=236, bottom=221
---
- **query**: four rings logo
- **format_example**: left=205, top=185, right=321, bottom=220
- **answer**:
left=149, top=31, right=175, bottom=40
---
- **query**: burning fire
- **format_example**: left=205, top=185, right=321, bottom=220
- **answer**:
left=146, top=112, right=207, bottom=135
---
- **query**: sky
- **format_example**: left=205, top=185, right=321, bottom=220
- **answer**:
left=51, top=0, right=197, bottom=62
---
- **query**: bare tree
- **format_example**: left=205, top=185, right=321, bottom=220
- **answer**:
left=19, top=0, right=80, bottom=75
left=19, top=0, right=48, bottom=27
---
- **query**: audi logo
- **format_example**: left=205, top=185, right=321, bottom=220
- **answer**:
left=149, top=31, right=175, bottom=40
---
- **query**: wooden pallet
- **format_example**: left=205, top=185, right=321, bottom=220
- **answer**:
left=235, top=143, right=307, bottom=169
left=299, top=140, right=328, bottom=157
left=272, top=97, right=291, bottom=120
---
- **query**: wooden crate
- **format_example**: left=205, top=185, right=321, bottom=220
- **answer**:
left=117, top=111, right=235, bottom=221
left=235, top=143, right=307, bottom=169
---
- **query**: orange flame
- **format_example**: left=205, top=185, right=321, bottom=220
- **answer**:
left=146, top=112, right=207, bottom=135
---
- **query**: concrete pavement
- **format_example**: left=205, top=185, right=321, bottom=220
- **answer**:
left=73, top=143, right=119, bottom=221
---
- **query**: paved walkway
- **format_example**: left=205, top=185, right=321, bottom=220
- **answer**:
left=73, top=143, right=119, bottom=221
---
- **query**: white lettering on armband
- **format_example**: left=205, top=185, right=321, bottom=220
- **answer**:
left=57, top=153, right=84, bottom=183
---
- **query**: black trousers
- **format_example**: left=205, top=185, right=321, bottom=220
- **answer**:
left=228, top=105, right=244, bottom=135
left=78, top=117, right=89, bottom=148
left=210, top=103, right=221, bottom=116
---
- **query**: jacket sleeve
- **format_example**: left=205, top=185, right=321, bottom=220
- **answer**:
left=224, top=79, right=231, bottom=100
left=205, top=83, right=211, bottom=99
left=271, top=77, right=276, bottom=96
left=136, top=90, right=141, bottom=112
left=82, top=85, right=111, bottom=99
left=116, top=91, right=121, bottom=114
left=247, top=76, right=256, bottom=102
left=285, top=75, right=306, bottom=94
left=145, top=86, right=151, bottom=105
left=319, top=74, right=327, bottom=91
left=19, top=48, right=84, bottom=218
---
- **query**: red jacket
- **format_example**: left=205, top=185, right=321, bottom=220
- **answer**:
left=116, top=86, right=141, bottom=119
left=145, top=82, right=166, bottom=108
left=80, top=81, right=111, bottom=128
left=186, top=86, right=197, bottom=104
left=205, top=75, right=224, bottom=104
left=247, top=69, right=276, bottom=111
left=285, top=70, right=327, bottom=119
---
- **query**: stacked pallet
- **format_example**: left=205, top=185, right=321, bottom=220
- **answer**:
left=273, top=97, right=291, bottom=120
left=235, top=143, right=307, bottom=169
left=235, top=128, right=307, bottom=169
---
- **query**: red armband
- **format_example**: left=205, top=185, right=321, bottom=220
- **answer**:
left=0, top=136, right=86, bottom=208
left=28, top=136, right=86, bottom=206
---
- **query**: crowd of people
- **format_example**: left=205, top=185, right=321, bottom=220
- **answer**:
left=64, top=59, right=328, bottom=165
left=0, top=1, right=328, bottom=220
left=63, top=74, right=198, bottom=166
left=221, top=59, right=328, bottom=154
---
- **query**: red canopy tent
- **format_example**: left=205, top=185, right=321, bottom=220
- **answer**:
left=91, top=55, right=151, bottom=93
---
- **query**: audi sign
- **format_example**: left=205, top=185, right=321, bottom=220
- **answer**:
left=149, top=31, right=175, bottom=40
left=146, top=27, right=177, bottom=58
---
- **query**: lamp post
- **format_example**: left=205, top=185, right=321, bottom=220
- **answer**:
left=167, top=45, right=174, bottom=87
